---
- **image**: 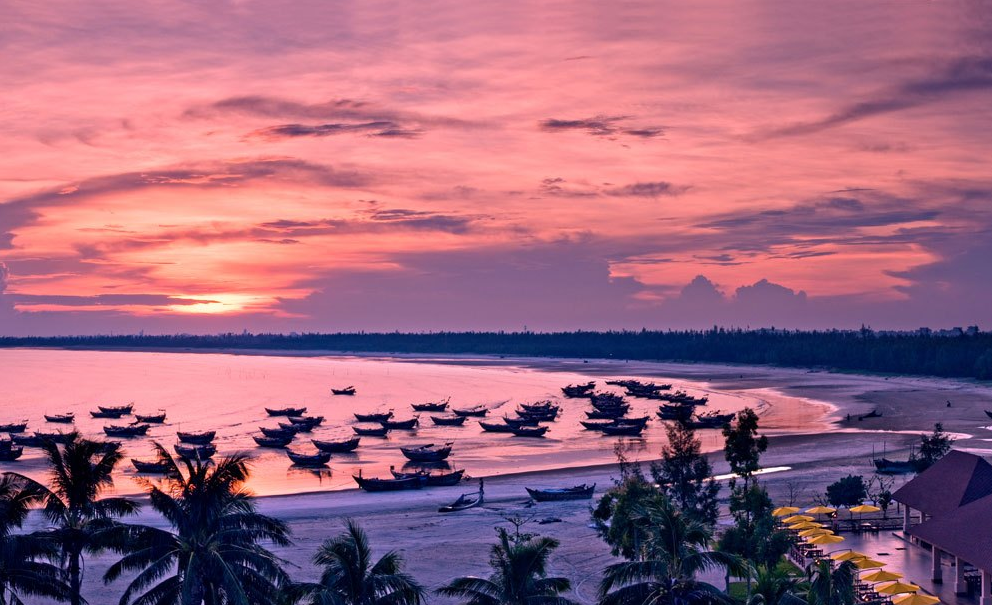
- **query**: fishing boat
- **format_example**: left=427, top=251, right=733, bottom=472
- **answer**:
left=44, top=413, right=75, bottom=423
left=131, top=459, right=172, bottom=474
left=391, top=467, right=465, bottom=486
left=90, top=410, right=127, bottom=419
left=33, top=431, right=77, bottom=444
left=503, top=416, right=540, bottom=427
left=479, top=420, right=514, bottom=433
left=657, top=404, right=693, bottom=421
left=0, top=421, right=28, bottom=433
left=517, top=408, right=558, bottom=421
left=585, top=409, right=627, bottom=420
left=984, top=410, right=992, bottom=419
left=589, top=393, right=626, bottom=407
left=579, top=420, right=613, bottom=431
left=260, top=427, right=297, bottom=439
left=873, top=457, right=918, bottom=474
left=353, top=471, right=427, bottom=492
left=135, top=412, right=167, bottom=423
left=520, top=401, right=557, bottom=413
left=0, top=446, right=24, bottom=461
left=286, top=450, right=331, bottom=467
left=353, top=425, right=390, bottom=437
left=401, top=443, right=453, bottom=462
left=452, top=406, right=488, bottom=417
left=177, top=431, right=216, bottom=444
left=253, top=434, right=292, bottom=448
left=312, top=437, right=361, bottom=452
left=103, top=424, right=150, bottom=437
left=381, top=417, right=419, bottom=430
left=561, top=382, right=595, bottom=398
left=510, top=425, right=549, bottom=438
left=526, top=483, right=596, bottom=502
left=430, top=415, right=467, bottom=426
left=601, top=423, right=645, bottom=436
left=331, top=386, right=356, bottom=396
left=97, top=441, right=122, bottom=454
left=354, top=411, right=393, bottom=422
left=12, top=434, right=43, bottom=447
left=174, top=443, right=216, bottom=459
left=412, top=400, right=448, bottom=412
left=439, top=481, right=484, bottom=513
left=288, top=416, right=324, bottom=431
left=277, top=422, right=304, bottom=433
left=265, top=406, right=307, bottom=417
left=98, top=404, right=133, bottom=415
left=614, top=415, right=649, bottom=427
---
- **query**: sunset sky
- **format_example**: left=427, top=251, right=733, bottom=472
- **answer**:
left=2, top=1, right=991, bottom=335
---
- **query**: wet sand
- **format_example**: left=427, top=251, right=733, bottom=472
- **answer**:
left=15, top=352, right=992, bottom=604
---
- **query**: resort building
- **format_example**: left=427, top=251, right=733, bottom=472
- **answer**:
left=893, top=450, right=992, bottom=605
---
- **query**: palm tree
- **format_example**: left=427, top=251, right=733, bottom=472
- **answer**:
left=8, top=436, right=137, bottom=605
left=802, top=560, right=855, bottom=605
left=104, top=444, right=291, bottom=605
left=0, top=473, right=70, bottom=605
left=292, top=519, right=424, bottom=605
left=747, top=564, right=800, bottom=605
left=438, top=527, right=576, bottom=605
left=598, top=498, right=743, bottom=605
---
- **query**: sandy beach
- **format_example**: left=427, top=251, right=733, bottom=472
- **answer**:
left=11, top=351, right=992, bottom=604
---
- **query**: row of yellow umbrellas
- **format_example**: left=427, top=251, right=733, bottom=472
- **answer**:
left=826, top=551, right=940, bottom=605
left=772, top=504, right=883, bottom=516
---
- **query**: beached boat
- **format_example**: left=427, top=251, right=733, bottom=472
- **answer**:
left=135, top=412, right=167, bottom=423
left=174, top=443, right=216, bottom=459
left=98, top=404, right=133, bottom=415
left=12, top=434, right=43, bottom=447
left=177, top=431, right=215, bottom=444
left=97, top=441, right=122, bottom=454
left=430, top=415, right=467, bottom=426
left=503, top=416, right=540, bottom=427
left=253, top=434, right=292, bottom=448
left=277, top=422, right=304, bottom=433
left=353, top=471, right=427, bottom=492
left=34, top=431, right=77, bottom=444
left=520, top=401, right=557, bottom=413
left=590, top=393, right=626, bottom=407
left=260, top=427, right=297, bottom=439
left=312, top=437, right=361, bottom=453
left=355, top=411, right=393, bottom=422
left=381, top=417, right=419, bottom=430
left=873, top=457, right=918, bottom=474
left=103, top=424, right=150, bottom=437
left=288, top=416, right=324, bottom=431
left=561, top=382, right=595, bottom=398
left=265, top=406, right=307, bottom=417
left=44, top=413, right=75, bottom=424
left=412, top=400, right=448, bottom=412
left=479, top=420, right=514, bottom=432
left=984, top=410, right=992, bottom=419
left=353, top=425, right=390, bottom=437
left=0, top=421, right=28, bottom=433
left=585, top=409, right=627, bottom=420
left=601, top=423, right=645, bottom=436
left=286, top=450, right=331, bottom=467
left=657, top=404, right=693, bottom=421
left=0, top=446, right=24, bottom=461
left=391, top=467, right=465, bottom=486
left=439, top=484, right=484, bottom=513
left=510, top=425, right=549, bottom=438
left=526, top=483, right=595, bottom=502
left=331, top=386, right=356, bottom=396
left=131, top=459, right=172, bottom=474
left=517, top=408, right=558, bottom=421
left=580, top=420, right=613, bottom=431
left=452, top=407, right=488, bottom=417
left=90, top=410, right=127, bottom=419
left=401, top=443, right=453, bottom=462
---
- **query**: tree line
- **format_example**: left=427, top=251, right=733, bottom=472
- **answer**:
left=3, top=327, right=992, bottom=379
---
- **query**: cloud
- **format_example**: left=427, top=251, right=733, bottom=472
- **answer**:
left=759, top=55, right=992, bottom=138
left=11, top=293, right=219, bottom=308
left=539, top=115, right=664, bottom=139
left=250, top=121, right=422, bottom=140
left=605, top=181, right=688, bottom=197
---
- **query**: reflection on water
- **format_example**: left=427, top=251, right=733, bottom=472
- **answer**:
left=0, top=349, right=831, bottom=497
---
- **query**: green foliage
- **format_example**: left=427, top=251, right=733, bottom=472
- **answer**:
left=104, top=444, right=291, bottom=605
left=747, top=564, right=800, bottom=605
left=293, top=519, right=424, bottom=605
left=651, top=421, right=720, bottom=527
left=825, top=476, right=867, bottom=508
left=437, top=527, right=576, bottom=605
left=917, top=423, right=953, bottom=470
left=598, top=497, right=744, bottom=605
left=976, top=349, right=992, bottom=380
left=717, top=485, right=794, bottom=571
left=593, top=475, right=667, bottom=561
left=802, top=560, right=856, bottom=605
left=723, top=409, right=768, bottom=486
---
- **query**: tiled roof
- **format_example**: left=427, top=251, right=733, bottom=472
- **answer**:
left=892, top=450, right=992, bottom=516
left=908, top=493, right=992, bottom=573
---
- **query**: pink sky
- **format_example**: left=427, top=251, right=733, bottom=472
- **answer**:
left=2, top=1, right=991, bottom=335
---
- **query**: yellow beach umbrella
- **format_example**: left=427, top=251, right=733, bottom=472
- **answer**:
left=788, top=522, right=822, bottom=530
left=832, top=550, right=867, bottom=562
left=773, top=506, right=801, bottom=517
left=861, top=570, right=903, bottom=582
left=852, top=558, right=887, bottom=569
left=806, top=506, right=837, bottom=514
left=807, top=534, right=845, bottom=545
left=892, top=594, right=939, bottom=605
left=798, top=528, right=833, bottom=538
left=783, top=515, right=815, bottom=523
left=877, top=582, right=921, bottom=595
left=850, top=504, right=882, bottom=514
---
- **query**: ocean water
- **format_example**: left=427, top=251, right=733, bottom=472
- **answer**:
left=0, top=349, right=827, bottom=497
